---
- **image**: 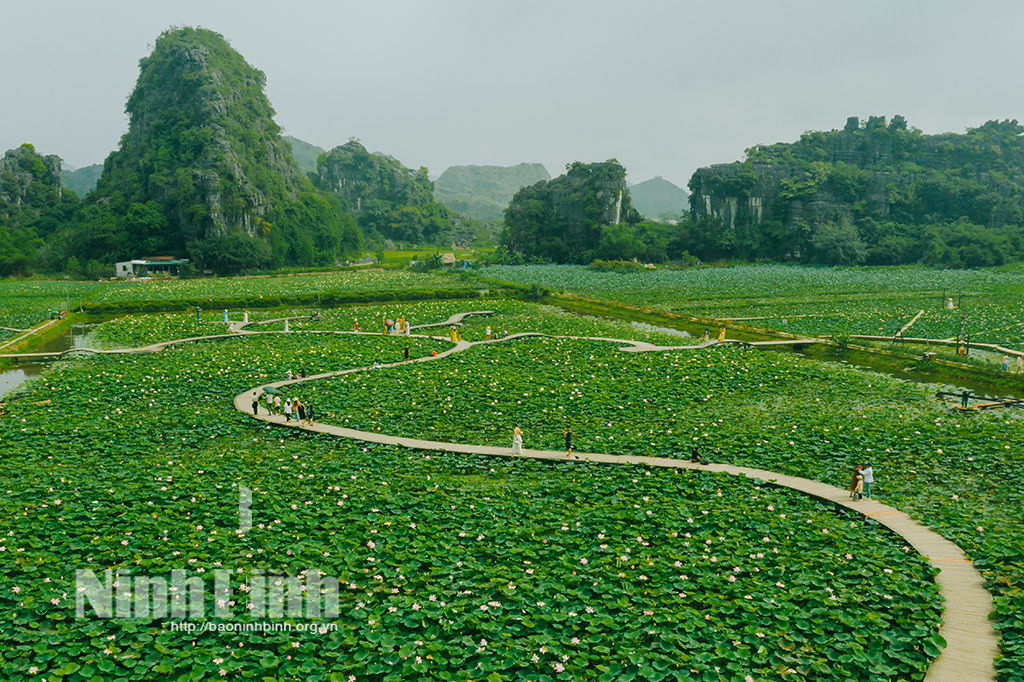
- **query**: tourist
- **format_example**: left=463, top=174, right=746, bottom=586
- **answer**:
left=861, top=463, right=874, bottom=499
left=718, top=327, right=726, bottom=342
left=251, top=392, right=259, bottom=416
left=305, top=402, right=314, bottom=425
left=404, top=345, right=410, bottom=362
left=286, top=369, right=294, bottom=381
left=405, top=319, right=411, bottom=335
left=354, top=319, right=359, bottom=332
left=690, top=446, right=705, bottom=465
left=961, top=389, right=970, bottom=408
left=274, top=395, right=282, bottom=415
left=512, top=426, right=523, bottom=455
left=296, top=399, right=306, bottom=426
left=265, top=392, right=273, bottom=415
left=284, top=398, right=292, bottom=422
left=564, top=426, right=573, bottom=458
left=224, top=309, right=229, bottom=324
left=1002, top=354, right=1010, bottom=371
left=196, top=307, right=201, bottom=322
left=849, top=464, right=864, bottom=500
left=486, top=326, right=492, bottom=340
left=1017, top=355, right=1023, bottom=374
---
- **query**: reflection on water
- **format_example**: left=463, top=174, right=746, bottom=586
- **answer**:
left=0, top=325, right=101, bottom=399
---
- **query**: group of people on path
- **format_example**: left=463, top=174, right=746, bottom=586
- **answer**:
left=251, top=391, right=314, bottom=426
left=382, top=315, right=412, bottom=336
left=1000, top=353, right=1024, bottom=373
left=849, top=463, right=874, bottom=500
left=510, top=425, right=576, bottom=458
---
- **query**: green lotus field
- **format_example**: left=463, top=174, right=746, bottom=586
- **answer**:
left=1, top=268, right=1023, bottom=681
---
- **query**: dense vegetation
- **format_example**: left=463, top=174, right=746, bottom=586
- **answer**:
left=682, top=116, right=1024, bottom=267
left=310, top=140, right=469, bottom=248
left=0, top=145, right=79, bottom=276
left=0, top=307, right=948, bottom=681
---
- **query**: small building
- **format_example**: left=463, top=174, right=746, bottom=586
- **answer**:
left=115, top=256, right=189, bottom=278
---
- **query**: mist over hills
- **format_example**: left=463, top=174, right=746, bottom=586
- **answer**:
left=434, top=163, right=551, bottom=221
left=630, top=176, right=689, bottom=219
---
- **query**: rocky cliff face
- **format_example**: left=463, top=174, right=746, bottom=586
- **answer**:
left=312, top=140, right=434, bottom=212
left=688, top=117, right=1024, bottom=234
left=502, top=159, right=639, bottom=263
left=0, top=145, right=63, bottom=209
left=96, top=27, right=309, bottom=242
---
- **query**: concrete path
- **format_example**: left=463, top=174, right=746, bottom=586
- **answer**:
left=233, top=333, right=998, bottom=682
left=2, top=307, right=1001, bottom=679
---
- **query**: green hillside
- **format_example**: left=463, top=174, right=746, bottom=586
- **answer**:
left=64, top=27, right=360, bottom=274
left=284, top=135, right=326, bottom=175
left=501, top=160, right=643, bottom=263
left=0, top=144, right=77, bottom=275
left=311, top=139, right=461, bottom=246
left=62, top=163, right=103, bottom=197
left=685, top=116, right=1024, bottom=266
left=435, top=162, right=550, bottom=221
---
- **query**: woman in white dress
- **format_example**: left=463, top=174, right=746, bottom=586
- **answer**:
left=512, top=426, right=523, bottom=455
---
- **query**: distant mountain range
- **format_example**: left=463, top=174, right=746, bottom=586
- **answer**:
left=62, top=163, right=103, bottom=197
left=434, top=163, right=551, bottom=221
left=284, top=136, right=325, bottom=175
left=630, top=176, right=689, bottom=219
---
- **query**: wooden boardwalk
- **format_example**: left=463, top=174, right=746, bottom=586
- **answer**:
left=233, top=337, right=999, bottom=682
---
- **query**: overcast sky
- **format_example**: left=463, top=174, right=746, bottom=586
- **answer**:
left=3, top=1, right=1024, bottom=188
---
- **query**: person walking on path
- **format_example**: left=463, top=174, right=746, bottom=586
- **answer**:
left=284, top=398, right=292, bottom=422
left=224, top=310, right=229, bottom=324
left=849, top=464, right=864, bottom=500
left=1002, top=354, right=1010, bottom=371
left=296, top=400, right=307, bottom=426
left=1018, top=355, right=1024, bottom=374
left=266, top=392, right=274, bottom=415
left=196, top=307, right=202, bottom=322
left=274, top=395, right=282, bottom=415
left=961, top=389, right=970, bottom=408
left=861, top=463, right=874, bottom=499
left=512, top=426, right=523, bottom=455
left=717, top=327, right=726, bottom=342
left=251, top=392, right=260, bottom=416
left=305, top=402, right=314, bottom=426
left=405, top=319, right=411, bottom=335
left=404, top=345, right=410, bottom=362
left=564, top=426, right=573, bottom=458
left=354, top=319, right=359, bottom=332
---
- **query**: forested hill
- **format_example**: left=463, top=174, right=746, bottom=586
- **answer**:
left=685, top=116, right=1024, bottom=267
left=311, top=140, right=460, bottom=246
left=434, top=163, right=551, bottom=221
left=0, top=144, right=75, bottom=275
left=68, top=27, right=360, bottom=274
left=501, top=160, right=642, bottom=263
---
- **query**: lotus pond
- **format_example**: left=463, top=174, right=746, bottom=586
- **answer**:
left=1, top=330, right=945, bottom=681
left=482, top=264, right=1024, bottom=352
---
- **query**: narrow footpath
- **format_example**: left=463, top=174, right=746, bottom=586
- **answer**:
left=233, top=331, right=999, bottom=682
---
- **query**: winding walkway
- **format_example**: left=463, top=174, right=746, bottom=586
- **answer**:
left=232, top=330, right=998, bottom=682
left=2, top=308, right=1001, bottom=678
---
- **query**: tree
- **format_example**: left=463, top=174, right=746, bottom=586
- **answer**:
left=810, top=220, right=867, bottom=266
